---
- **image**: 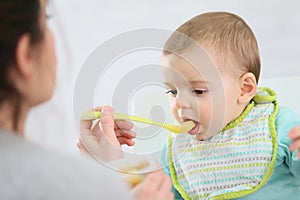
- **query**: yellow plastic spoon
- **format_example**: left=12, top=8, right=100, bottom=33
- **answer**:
left=81, top=111, right=195, bottom=134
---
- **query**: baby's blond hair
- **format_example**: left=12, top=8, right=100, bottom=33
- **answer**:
left=163, top=12, right=261, bottom=82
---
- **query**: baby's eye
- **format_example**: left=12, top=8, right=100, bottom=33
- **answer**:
left=166, top=90, right=177, bottom=97
left=193, top=89, right=207, bottom=95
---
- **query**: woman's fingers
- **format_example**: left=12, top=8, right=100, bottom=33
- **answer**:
left=156, top=173, right=174, bottom=199
left=80, top=106, right=102, bottom=136
left=115, top=129, right=136, bottom=146
left=115, top=129, right=136, bottom=138
left=99, top=106, right=115, bottom=131
left=132, top=169, right=173, bottom=200
left=78, top=105, right=124, bottom=162
left=98, top=106, right=120, bottom=145
left=94, top=106, right=102, bottom=111
left=115, top=120, right=134, bottom=130
left=114, top=121, right=136, bottom=147
left=117, top=137, right=135, bottom=146
left=80, top=119, right=93, bottom=134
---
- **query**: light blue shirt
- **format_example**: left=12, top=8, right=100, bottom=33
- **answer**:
left=161, top=106, right=300, bottom=199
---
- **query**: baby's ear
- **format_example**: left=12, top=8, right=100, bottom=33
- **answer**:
left=238, top=72, right=257, bottom=104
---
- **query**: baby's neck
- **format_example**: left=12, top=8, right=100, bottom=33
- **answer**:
left=234, top=101, right=250, bottom=120
left=222, top=101, right=250, bottom=130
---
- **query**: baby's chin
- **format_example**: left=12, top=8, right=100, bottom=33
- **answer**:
left=195, top=131, right=214, bottom=141
left=196, top=134, right=207, bottom=141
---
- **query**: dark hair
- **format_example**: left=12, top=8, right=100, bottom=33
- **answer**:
left=0, top=0, right=43, bottom=130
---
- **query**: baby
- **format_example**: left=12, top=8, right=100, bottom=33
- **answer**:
left=160, top=12, right=300, bottom=199
left=78, top=11, right=300, bottom=200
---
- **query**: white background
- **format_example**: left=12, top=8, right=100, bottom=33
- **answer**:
left=26, top=0, right=300, bottom=155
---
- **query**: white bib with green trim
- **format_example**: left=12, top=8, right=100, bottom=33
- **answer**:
left=168, top=88, right=278, bottom=200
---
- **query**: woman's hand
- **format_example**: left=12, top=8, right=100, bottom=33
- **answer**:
left=289, top=126, right=300, bottom=158
left=78, top=106, right=173, bottom=199
left=132, top=169, right=174, bottom=200
left=77, top=105, right=136, bottom=162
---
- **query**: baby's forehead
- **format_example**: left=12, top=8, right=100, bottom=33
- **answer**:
left=160, top=52, right=239, bottom=85
left=161, top=57, right=215, bottom=82
left=161, top=46, right=239, bottom=75
left=160, top=52, right=218, bottom=73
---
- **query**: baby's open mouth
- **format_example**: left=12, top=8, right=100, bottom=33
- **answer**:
left=183, top=119, right=199, bottom=135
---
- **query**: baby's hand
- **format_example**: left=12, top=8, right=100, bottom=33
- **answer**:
left=288, top=126, right=300, bottom=158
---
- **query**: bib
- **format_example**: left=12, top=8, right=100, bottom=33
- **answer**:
left=168, top=88, right=278, bottom=200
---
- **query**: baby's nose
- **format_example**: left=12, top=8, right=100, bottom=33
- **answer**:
left=175, top=93, right=192, bottom=109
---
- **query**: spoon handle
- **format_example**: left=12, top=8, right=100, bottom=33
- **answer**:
left=80, top=111, right=193, bottom=133
left=81, top=111, right=164, bottom=127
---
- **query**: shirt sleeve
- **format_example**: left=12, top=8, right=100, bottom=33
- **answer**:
left=275, top=106, right=300, bottom=177
left=160, top=142, right=183, bottom=200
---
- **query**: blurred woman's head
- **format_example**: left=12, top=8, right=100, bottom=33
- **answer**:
left=0, top=0, right=57, bottom=131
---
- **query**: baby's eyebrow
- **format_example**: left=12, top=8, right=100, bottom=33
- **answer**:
left=190, top=80, right=209, bottom=84
left=163, top=82, right=173, bottom=88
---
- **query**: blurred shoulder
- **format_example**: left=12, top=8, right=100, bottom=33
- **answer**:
left=0, top=129, right=133, bottom=200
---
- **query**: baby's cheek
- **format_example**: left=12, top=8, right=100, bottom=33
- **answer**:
left=171, top=109, right=180, bottom=122
left=198, top=102, right=209, bottom=114
left=169, top=100, right=177, bottom=114
left=199, top=105, right=212, bottom=125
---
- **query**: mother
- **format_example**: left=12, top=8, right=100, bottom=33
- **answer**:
left=0, top=0, right=173, bottom=199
